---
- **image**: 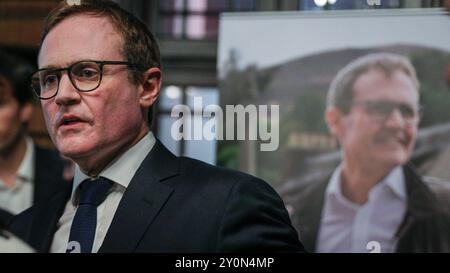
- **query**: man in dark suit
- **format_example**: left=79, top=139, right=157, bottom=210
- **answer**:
left=0, top=50, right=69, bottom=226
left=291, top=53, right=450, bottom=253
left=9, top=0, right=303, bottom=253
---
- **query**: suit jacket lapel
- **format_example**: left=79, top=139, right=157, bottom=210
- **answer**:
left=294, top=178, right=328, bottom=252
left=396, top=163, right=441, bottom=240
left=99, top=140, right=178, bottom=252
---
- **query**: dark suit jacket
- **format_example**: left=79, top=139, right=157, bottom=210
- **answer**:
left=291, top=163, right=450, bottom=253
left=9, top=140, right=304, bottom=253
left=0, top=144, right=67, bottom=226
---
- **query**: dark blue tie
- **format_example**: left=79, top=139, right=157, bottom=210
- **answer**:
left=66, top=177, right=113, bottom=253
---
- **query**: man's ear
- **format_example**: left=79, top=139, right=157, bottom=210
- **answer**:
left=139, top=67, right=162, bottom=108
left=20, top=102, right=34, bottom=124
left=325, top=107, right=344, bottom=139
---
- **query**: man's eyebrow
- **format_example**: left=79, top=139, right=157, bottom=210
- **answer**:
left=39, top=58, right=104, bottom=70
left=39, top=64, right=60, bottom=70
left=39, top=59, right=86, bottom=70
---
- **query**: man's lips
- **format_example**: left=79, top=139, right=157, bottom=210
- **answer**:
left=374, top=134, right=409, bottom=146
left=57, top=114, right=86, bottom=128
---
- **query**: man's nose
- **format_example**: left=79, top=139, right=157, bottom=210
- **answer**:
left=54, top=73, right=81, bottom=105
left=384, top=108, right=406, bottom=128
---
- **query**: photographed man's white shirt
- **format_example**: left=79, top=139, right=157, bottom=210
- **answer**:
left=0, top=137, right=35, bottom=215
left=50, top=132, right=156, bottom=253
left=316, top=165, right=407, bottom=253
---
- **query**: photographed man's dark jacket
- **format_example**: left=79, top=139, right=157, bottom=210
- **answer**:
left=291, top=163, right=450, bottom=253
left=0, top=145, right=67, bottom=226
left=9, top=140, right=304, bottom=253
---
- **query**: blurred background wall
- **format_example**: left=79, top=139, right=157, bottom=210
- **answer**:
left=0, top=0, right=445, bottom=171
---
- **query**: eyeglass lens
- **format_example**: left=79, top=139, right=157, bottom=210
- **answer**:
left=364, top=101, right=418, bottom=121
left=31, top=61, right=103, bottom=99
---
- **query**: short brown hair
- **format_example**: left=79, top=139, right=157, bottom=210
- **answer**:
left=40, top=0, right=160, bottom=126
left=327, top=53, right=420, bottom=114
left=40, top=0, right=160, bottom=82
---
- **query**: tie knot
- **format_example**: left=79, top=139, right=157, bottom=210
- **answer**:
left=78, top=177, right=113, bottom=206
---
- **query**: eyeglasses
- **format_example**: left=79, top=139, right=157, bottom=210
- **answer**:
left=352, top=100, right=422, bottom=125
left=30, top=60, right=140, bottom=100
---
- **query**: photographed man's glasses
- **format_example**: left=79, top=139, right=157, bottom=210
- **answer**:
left=30, top=60, right=140, bottom=100
left=352, top=100, right=422, bottom=125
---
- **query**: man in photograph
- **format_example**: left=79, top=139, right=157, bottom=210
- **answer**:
left=291, top=53, right=450, bottom=253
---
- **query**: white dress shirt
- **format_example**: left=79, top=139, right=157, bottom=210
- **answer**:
left=50, top=132, right=156, bottom=253
left=0, top=137, right=35, bottom=215
left=316, top=165, right=407, bottom=253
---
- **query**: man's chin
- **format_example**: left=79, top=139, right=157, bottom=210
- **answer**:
left=57, top=144, right=93, bottom=161
left=375, top=152, right=409, bottom=168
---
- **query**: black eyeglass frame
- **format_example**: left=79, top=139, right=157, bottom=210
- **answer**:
left=351, top=100, right=423, bottom=125
left=30, top=60, right=141, bottom=100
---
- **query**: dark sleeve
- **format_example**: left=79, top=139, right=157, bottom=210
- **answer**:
left=396, top=212, right=450, bottom=253
left=0, top=208, right=14, bottom=228
left=216, top=177, right=305, bottom=252
left=7, top=207, right=34, bottom=244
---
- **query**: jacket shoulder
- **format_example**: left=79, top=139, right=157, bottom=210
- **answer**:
left=175, top=157, right=304, bottom=252
left=422, top=176, right=450, bottom=212
left=177, top=156, right=265, bottom=187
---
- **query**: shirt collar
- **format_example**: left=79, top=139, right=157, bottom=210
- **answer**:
left=381, top=166, right=407, bottom=200
left=326, top=164, right=407, bottom=202
left=16, top=136, right=35, bottom=183
left=71, top=131, right=156, bottom=203
left=326, top=164, right=343, bottom=197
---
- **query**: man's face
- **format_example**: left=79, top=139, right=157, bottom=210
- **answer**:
left=39, top=15, right=147, bottom=172
left=330, top=69, right=419, bottom=170
left=0, top=77, right=31, bottom=154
